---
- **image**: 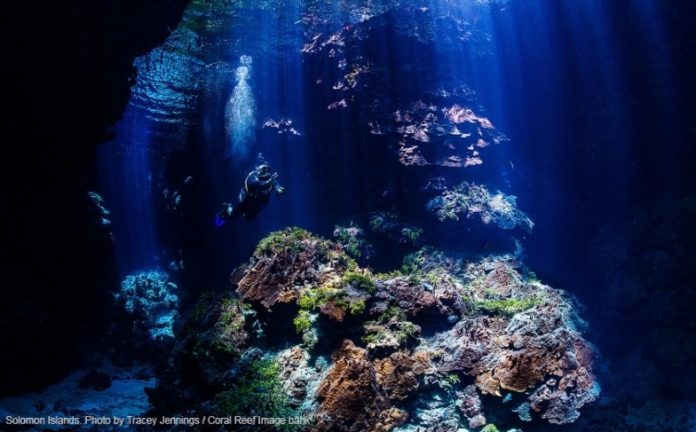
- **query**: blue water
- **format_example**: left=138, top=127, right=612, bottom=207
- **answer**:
left=92, top=0, right=695, bottom=428
left=98, top=0, right=683, bottom=282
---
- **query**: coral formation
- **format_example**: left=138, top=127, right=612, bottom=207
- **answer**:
left=214, top=357, right=297, bottom=422
left=235, top=227, right=356, bottom=309
left=149, top=229, right=599, bottom=430
left=427, top=182, right=534, bottom=231
left=314, top=340, right=406, bottom=432
left=298, top=0, right=509, bottom=170
left=114, top=270, right=179, bottom=339
left=392, top=99, right=507, bottom=168
left=368, top=211, right=424, bottom=245
left=334, top=224, right=374, bottom=259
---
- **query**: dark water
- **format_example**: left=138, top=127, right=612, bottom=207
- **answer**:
left=3, top=0, right=695, bottom=431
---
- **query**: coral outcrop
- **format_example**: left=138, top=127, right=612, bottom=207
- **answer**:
left=149, top=229, right=598, bottom=430
left=315, top=340, right=406, bottom=432
left=115, top=270, right=179, bottom=339
left=234, top=227, right=356, bottom=309
left=427, top=182, right=534, bottom=231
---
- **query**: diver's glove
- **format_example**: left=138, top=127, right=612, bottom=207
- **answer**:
left=276, top=186, right=285, bottom=195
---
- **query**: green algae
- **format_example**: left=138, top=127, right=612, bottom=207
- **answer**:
left=475, top=296, right=541, bottom=316
left=214, top=358, right=298, bottom=429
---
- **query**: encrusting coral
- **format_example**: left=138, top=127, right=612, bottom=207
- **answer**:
left=115, top=270, right=179, bottom=339
left=148, top=228, right=599, bottom=431
left=427, top=182, right=534, bottom=231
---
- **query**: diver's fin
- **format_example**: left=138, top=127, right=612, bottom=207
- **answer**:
left=215, top=204, right=233, bottom=227
left=215, top=213, right=227, bottom=227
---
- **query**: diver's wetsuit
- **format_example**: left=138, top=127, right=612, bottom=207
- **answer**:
left=216, top=165, right=284, bottom=225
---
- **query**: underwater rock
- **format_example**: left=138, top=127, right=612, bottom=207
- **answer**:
left=363, top=311, right=421, bottom=353
left=87, top=191, right=112, bottom=228
left=391, top=99, right=506, bottom=168
left=276, top=346, right=325, bottom=409
left=374, top=272, right=459, bottom=318
left=374, top=351, right=434, bottom=401
left=300, top=1, right=508, bottom=170
left=146, top=292, right=249, bottom=412
left=334, top=224, right=375, bottom=260
left=427, top=182, right=534, bottom=231
left=512, top=402, right=532, bottom=422
left=234, top=228, right=355, bottom=309
left=424, top=258, right=599, bottom=424
left=368, top=211, right=425, bottom=246
left=332, top=213, right=425, bottom=266
left=456, top=385, right=487, bottom=429
left=77, top=371, right=112, bottom=391
left=150, top=230, right=598, bottom=429
left=315, top=340, right=407, bottom=432
left=393, top=389, right=463, bottom=432
left=114, top=270, right=179, bottom=340
left=183, top=294, right=249, bottom=385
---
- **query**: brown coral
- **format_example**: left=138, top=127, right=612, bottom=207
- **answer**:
left=426, top=259, right=599, bottom=424
left=234, top=228, right=350, bottom=309
left=314, top=340, right=407, bottom=432
left=374, top=351, right=433, bottom=401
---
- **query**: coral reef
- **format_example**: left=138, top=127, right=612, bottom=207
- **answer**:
left=214, top=357, right=297, bottom=422
left=332, top=212, right=425, bottom=267
left=368, top=211, right=424, bottom=246
left=114, top=270, right=179, bottom=339
left=149, top=229, right=598, bottom=430
left=427, top=182, right=534, bottom=231
left=334, top=224, right=374, bottom=259
left=391, top=99, right=507, bottom=168
left=314, top=340, right=406, bottom=432
left=299, top=0, right=509, bottom=170
left=235, top=227, right=356, bottom=309
left=457, top=384, right=487, bottom=429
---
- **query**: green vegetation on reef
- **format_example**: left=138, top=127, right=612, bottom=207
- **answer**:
left=342, top=271, right=375, bottom=292
left=481, top=424, right=501, bottom=432
left=255, top=227, right=316, bottom=255
left=378, top=305, right=407, bottom=322
left=375, top=269, right=404, bottom=280
left=295, top=272, right=372, bottom=325
left=293, top=310, right=313, bottom=333
left=215, top=358, right=298, bottom=430
left=396, top=321, right=419, bottom=343
left=348, top=298, right=366, bottom=314
left=401, top=226, right=423, bottom=242
left=255, top=227, right=358, bottom=271
left=333, top=225, right=366, bottom=258
left=188, top=293, right=247, bottom=360
left=369, top=212, right=393, bottom=232
left=362, top=306, right=419, bottom=346
left=440, top=373, right=461, bottom=391
left=475, top=296, right=541, bottom=316
left=401, top=247, right=447, bottom=275
left=444, top=373, right=460, bottom=386
left=362, top=320, right=419, bottom=345
left=361, top=332, right=381, bottom=345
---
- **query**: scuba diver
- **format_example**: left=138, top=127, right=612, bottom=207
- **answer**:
left=216, top=156, right=285, bottom=226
